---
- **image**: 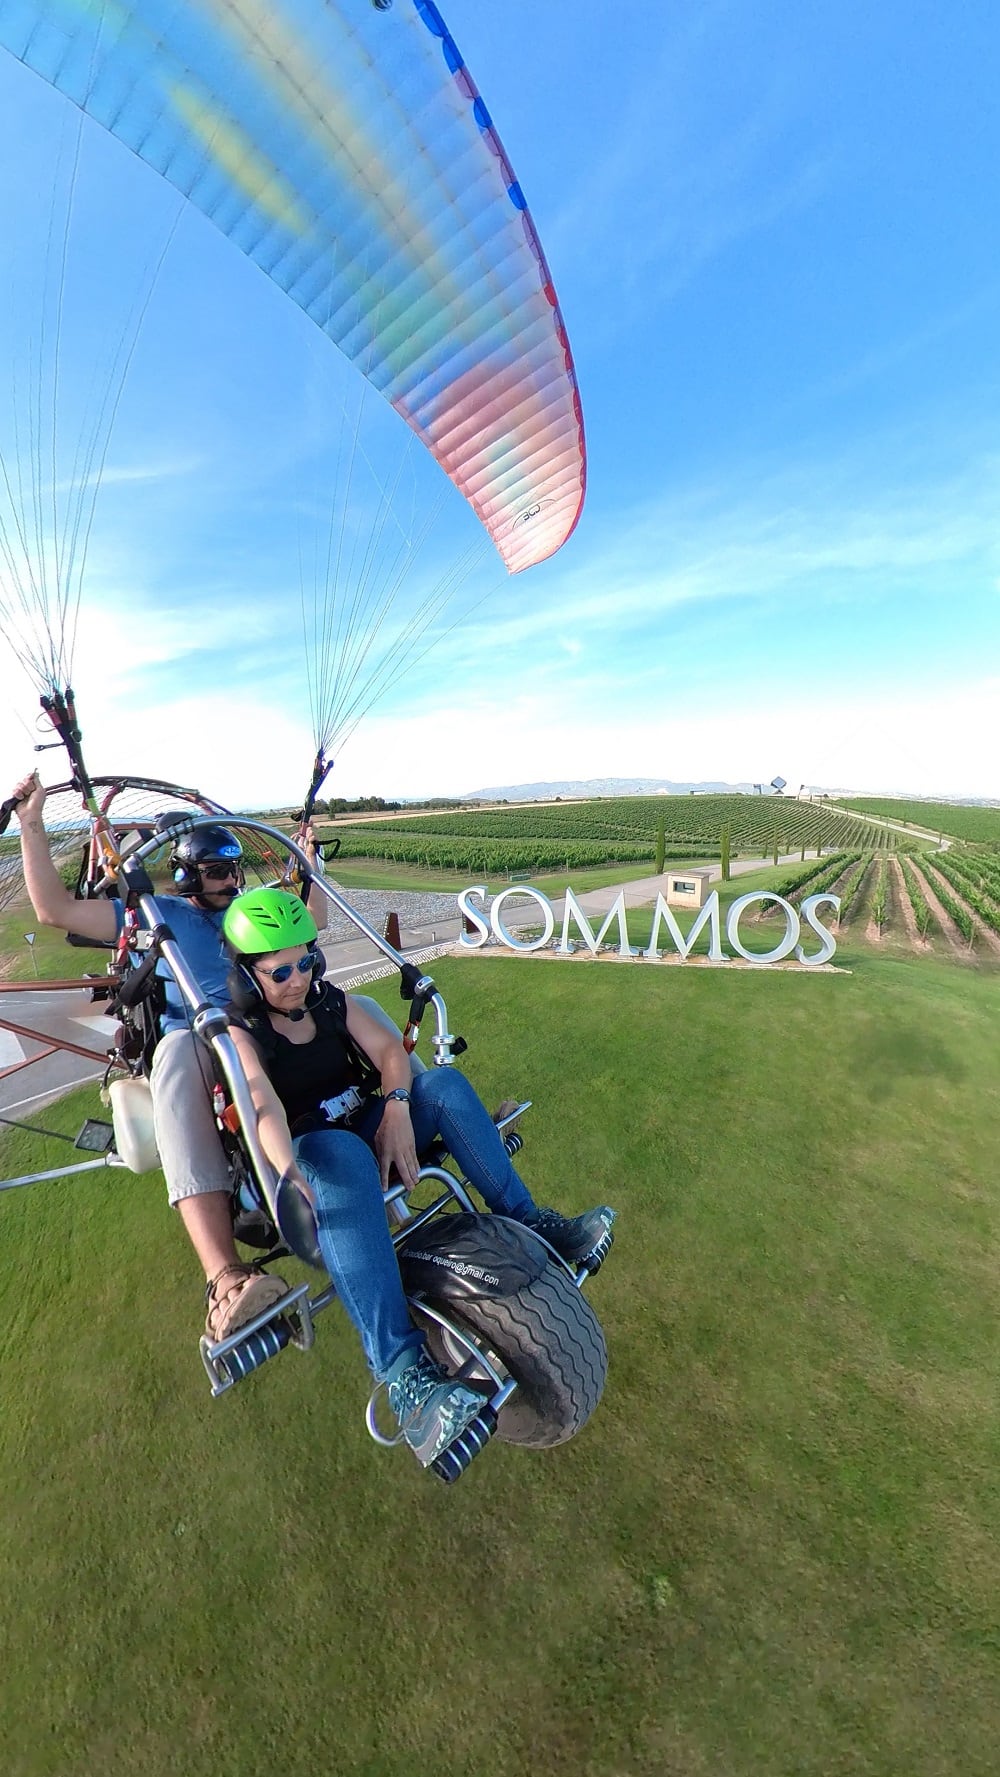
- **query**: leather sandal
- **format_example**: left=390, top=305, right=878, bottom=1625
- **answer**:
left=204, top=1263, right=288, bottom=1342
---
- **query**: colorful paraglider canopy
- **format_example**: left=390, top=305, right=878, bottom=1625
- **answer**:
left=0, top=0, right=586, bottom=576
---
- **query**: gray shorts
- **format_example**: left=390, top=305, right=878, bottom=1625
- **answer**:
left=151, top=1028, right=232, bottom=1207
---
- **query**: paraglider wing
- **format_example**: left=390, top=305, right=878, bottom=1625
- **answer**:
left=0, top=0, right=585, bottom=573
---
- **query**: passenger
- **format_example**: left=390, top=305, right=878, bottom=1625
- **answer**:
left=223, top=887, right=615, bottom=1468
left=8, top=771, right=324, bottom=1341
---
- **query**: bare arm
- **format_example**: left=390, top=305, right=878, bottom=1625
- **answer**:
left=344, top=997, right=413, bottom=1093
left=229, top=1025, right=312, bottom=1200
left=300, top=823, right=329, bottom=927
left=10, top=772, right=117, bottom=944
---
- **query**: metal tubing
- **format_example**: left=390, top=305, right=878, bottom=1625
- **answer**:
left=0, top=978, right=117, bottom=994
left=199, top=1282, right=315, bottom=1394
left=307, top=1282, right=339, bottom=1316
left=383, top=1179, right=413, bottom=1227
left=427, top=993, right=457, bottom=1066
left=128, top=818, right=403, bottom=967
left=127, top=816, right=457, bottom=1062
left=0, top=1045, right=58, bottom=1081
left=494, top=1099, right=532, bottom=1131
left=388, top=1176, right=477, bottom=1250
left=411, top=1299, right=510, bottom=1395
left=211, top=1028, right=284, bottom=1222
left=0, top=1015, right=109, bottom=1063
left=0, top=1155, right=127, bottom=1191
left=131, top=894, right=286, bottom=1224
left=412, top=1163, right=477, bottom=1214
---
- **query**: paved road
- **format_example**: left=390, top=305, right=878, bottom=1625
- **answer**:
left=0, top=986, right=114, bottom=1119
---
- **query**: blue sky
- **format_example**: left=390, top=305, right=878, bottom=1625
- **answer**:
left=1, top=0, right=999, bottom=804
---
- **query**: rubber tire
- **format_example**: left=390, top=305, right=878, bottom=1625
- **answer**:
left=425, top=1261, right=608, bottom=1449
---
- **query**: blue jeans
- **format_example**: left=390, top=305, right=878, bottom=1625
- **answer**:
left=293, top=1068, right=536, bottom=1380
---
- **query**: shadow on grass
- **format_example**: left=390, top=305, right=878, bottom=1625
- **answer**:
left=846, top=1017, right=968, bottom=1099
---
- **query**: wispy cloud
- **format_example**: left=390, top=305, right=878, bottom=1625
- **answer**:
left=50, top=455, right=206, bottom=494
left=440, top=450, right=1000, bottom=672
left=548, top=6, right=840, bottom=322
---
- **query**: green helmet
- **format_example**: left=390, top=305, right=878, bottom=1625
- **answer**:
left=223, top=887, right=318, bottom=956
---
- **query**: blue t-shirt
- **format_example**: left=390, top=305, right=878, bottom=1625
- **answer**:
left=114, top=896, right=229, bottom=1034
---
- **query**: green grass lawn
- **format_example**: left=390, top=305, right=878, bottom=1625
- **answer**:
left=0, top=900, right=111, bottom=981
left=838, top=797, right=1000, bottom=843
left=2, top=953, right=999, bottom=1774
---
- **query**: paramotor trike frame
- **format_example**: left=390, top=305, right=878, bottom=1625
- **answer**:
left=0, top=975, right=129, bottom=1189
left=0, top=766, right=231, bottom=1180
left=2, top=814, right=608, bottom=1481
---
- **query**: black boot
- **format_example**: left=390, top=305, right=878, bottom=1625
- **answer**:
left=521, top=1204, right=615, bottom=1273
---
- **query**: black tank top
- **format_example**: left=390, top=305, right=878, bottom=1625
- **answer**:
left=237, top=983, right=377, bottom=1130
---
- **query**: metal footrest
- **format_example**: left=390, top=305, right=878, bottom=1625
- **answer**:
left=579, top=1219, right=614, bottom=1279
left=430, top=1406, right=499, bottom=1483
left=493, top=1099, right=531, bottom=1161
left=199, top=1281, right=315, bottom=1396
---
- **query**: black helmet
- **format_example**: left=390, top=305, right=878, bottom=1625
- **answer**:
left=169, top=824, right=244, bottom=896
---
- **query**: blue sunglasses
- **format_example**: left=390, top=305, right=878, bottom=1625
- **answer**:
left=254, top=954, right=314, bottom=984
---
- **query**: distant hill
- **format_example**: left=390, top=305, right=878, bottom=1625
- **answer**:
left=459, top=779, right=1000, bottom=807
left=461, top=777, right=758, bottom=801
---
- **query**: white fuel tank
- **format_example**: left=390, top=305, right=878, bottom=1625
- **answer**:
left=108, top=1077, right=161, bottom=1174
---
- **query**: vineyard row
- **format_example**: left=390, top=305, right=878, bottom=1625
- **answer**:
left=342, top=794, right=889, bottom=852
left=332, top=822, right=913, bottom=867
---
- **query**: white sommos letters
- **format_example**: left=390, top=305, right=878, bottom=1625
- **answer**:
left=457, top=886, right=839, bottom=967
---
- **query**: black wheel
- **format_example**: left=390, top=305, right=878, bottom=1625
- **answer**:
left=425, top=1261, right=607, bottom=1449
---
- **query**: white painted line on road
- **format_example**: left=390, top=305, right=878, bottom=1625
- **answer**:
left=71, top=1012, right=116, bottom=1034
left=327, top=944, right=453, bottom=990
left=2, top=1072, right=105, bottom=1114
left=0, top=1030, right=25, bottom=1067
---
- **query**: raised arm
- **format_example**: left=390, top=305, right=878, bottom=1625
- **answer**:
left=10, top=772, right=118, bottom=945
left=300, top=823, right=329, bottom=928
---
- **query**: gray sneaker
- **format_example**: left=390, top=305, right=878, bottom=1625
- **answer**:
left=387, top=1349, right=486, bottom=1468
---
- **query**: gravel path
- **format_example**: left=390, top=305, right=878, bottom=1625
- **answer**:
left=316, top=882, right=566, bottom=946
left=316, top=883, right=459, bottom=944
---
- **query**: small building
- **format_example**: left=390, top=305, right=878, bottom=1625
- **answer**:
left=665, top=869, right=713, bottom=909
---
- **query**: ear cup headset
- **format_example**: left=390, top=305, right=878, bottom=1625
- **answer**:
left=167, top=823, right=245, bottom=897
left=226, top=948, right=327, bottom=1013
left=223, top=887, right=323, bottom=1014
